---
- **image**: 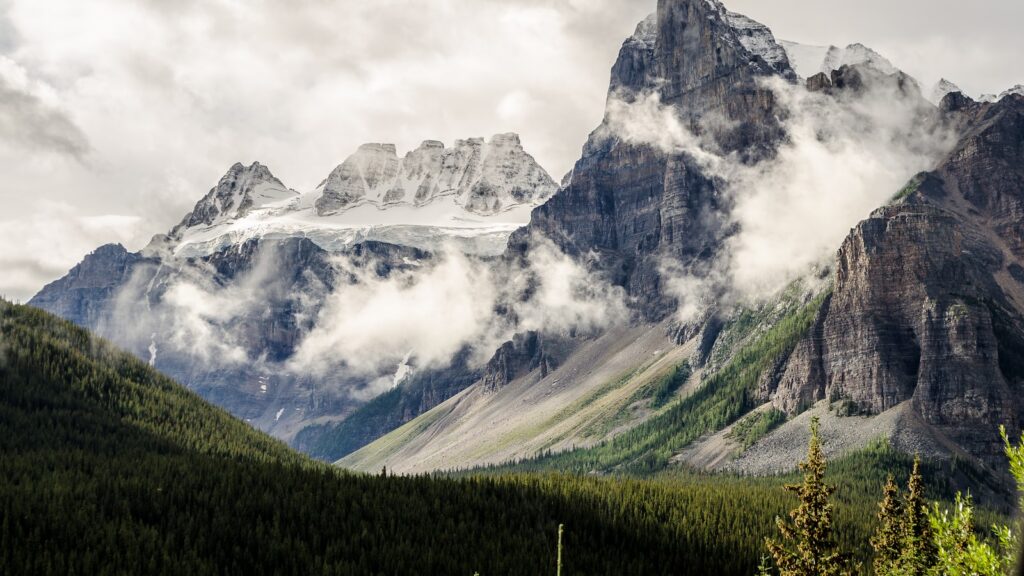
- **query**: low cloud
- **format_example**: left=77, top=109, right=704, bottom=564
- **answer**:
left=291, top=238, right=628, bottom=399
left=726, top=74, right=955, bottom=298
left=291, top=248, right=498, bottom=379
left=605, top=68, right=956, bottom=320
left=603, top=91, right=724, bottom=174
left=507, top=238, right=630, bottom=336
left=98, top=235, right=627, bottom=402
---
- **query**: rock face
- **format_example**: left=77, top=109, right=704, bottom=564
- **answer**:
left=767, top=95, right=1024, bottom=460
left=510, top=0, right=795, bottom=322
left=314, top=133, right=556, bottom=216
left=481, top=332, right=565, bottom=393
left=31, top=233, right=443, bottom=443
left=30, top=244, right=149, bottom=328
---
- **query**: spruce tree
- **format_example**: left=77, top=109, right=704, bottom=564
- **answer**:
left=765, top=417, right=851, bottom=576
left=901, top=456, right=936, bottom=574
left=871, top=474, right=904, bottom=575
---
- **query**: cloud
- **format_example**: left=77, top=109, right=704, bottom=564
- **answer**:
left=506, top=238, right=630, bottom=335
left=291, top=248, right=498, bottom=379
left=0, top=56, right=89, bottom=157
left=286, top=237, right=627, bottom=399
left=725, top=74, right=956, bottom=297
left=604, top=69, right=956, bottom=320
left=0, top=202, right=143, bottom=301
left=603, top=91, right=722, bottom=171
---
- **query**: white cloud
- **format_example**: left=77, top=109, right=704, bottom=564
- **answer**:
left=291, top=248, right=498, bottom=378
left=726, top=75, right=956, bottom=297
left=509, top=238, right=630, bottom=335
left=286, top=237, right=627, bottom=398
left=605, top=72, right=956, bottom=319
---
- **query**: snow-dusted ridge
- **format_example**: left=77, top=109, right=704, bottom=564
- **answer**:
left=780, top=41, right=898, bottom=80
left=722, top=11, right=790, bottom=73
left=981, top=84, right=1024, bottom=103
left=930, top=79, right=963, bottom=105
left=151, top=133, right=557, bottom=258
left=314, top=133, right=555, bottom=217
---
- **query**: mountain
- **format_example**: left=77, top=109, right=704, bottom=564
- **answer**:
left=339, top=0, right=1024, bottom=477
left=150, top=133, right=556, bottom=259
left=30, top=133, right=556, bottom=449
left=981, top=84, right=1024, bottom=103
left=781, top=41, right=898, bottom=80
left=29, top=0, right=1024, bottom=482
left=5, top=298, right=936, bottom=575
left=930, top=78, right=963, bottom=104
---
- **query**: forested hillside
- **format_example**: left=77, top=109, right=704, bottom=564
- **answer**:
left=0, top=300, right=1010, bottom=575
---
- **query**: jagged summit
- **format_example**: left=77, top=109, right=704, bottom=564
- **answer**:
left=930, top=78, right=963, bottom=104
left=314, top=132, right=556, bottom=217
left=781, top=41, right=898, bottom=80
left=822, top=43, right=897, bottom=76
left=151, top=133, right=556, bottom=258
left=181, top=162, right=297, bottom=230
left=625, top=13, right=657, bottom=49
left=980, top=84, right=1024, bottom=103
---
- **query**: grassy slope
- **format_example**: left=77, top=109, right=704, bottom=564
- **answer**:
left=503, top=289, right=832, bottom=475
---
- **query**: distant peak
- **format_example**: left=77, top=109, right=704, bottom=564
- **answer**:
left=930, top=78, right=963, bottom=105
left=315, top=133, right=556, bottom=217
left=822, top=43, right=897, bottom=76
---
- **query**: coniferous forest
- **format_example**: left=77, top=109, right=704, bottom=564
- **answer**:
left=1, top=299, right=1021, bottom=575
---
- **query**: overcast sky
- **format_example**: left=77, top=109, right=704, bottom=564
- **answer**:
left=0, top=0, right=1021, bottom=301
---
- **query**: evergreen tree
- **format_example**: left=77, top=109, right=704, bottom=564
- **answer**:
left=765, top=417, right=851, bottom=576
left=901, top=456, right=937, bottom=574
left=871, top=474, right=904, bottom=575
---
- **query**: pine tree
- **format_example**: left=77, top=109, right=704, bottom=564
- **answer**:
left=901, top=456, right=936, bottom=574
left=871, top=474, right=904, bottom=575
left=765, top=417, right=851, bottom=576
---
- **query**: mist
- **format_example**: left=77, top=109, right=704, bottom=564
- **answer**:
left=604, top=65, right=957, bottom=320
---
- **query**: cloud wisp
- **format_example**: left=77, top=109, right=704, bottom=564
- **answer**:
left=99, top=235, right=627, bottom=402
left=603, top=68, right=957, bottom=320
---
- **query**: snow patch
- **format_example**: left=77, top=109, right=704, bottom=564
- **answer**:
left=723, top=11, right=789, bottom=72
left=929, top=78, right=963, bottom=104
left=781, top=41, right=898, bottom=80
left=821, top=43, right=897, bottom=76
left=393, top=351, right=414, bottom=387
left=780, top=41, right=829, bottom=80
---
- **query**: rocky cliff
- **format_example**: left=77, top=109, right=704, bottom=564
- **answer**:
left=509, top=0, right=795, bottom=322
left=315, top=134, right=556, bottom=216
left=766, top=95, right=1024, bottom=460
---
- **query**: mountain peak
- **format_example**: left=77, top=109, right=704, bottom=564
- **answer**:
left=180, top=161, right=295, bottom=231
left=626, top=12, right=657, bottom=49
left=930, top=78, right=963, bottom=104
left=981, top=84, right=1024, bottom=102
left=821, top=43, right=897, bottom=76
left=314, top=133, right=555, bottom=216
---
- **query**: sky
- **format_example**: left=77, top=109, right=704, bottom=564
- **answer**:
left=0, top=0, right=1021, bottom=301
